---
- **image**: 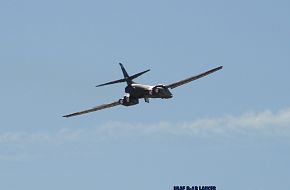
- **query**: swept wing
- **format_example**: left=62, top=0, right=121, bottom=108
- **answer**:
left=63, top=100, right=120, bottom=118
left=167, top=66, right=223, bottom=89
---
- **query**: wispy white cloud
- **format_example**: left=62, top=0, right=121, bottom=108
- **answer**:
left=98, top=108, right=290, bottom=138
left=1, top=108, right=290, bottom=145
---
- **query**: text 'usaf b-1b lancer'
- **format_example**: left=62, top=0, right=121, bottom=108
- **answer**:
left=63, top=63, right=223, bottom=118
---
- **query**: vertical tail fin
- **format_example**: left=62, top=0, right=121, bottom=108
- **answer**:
left=96, top=63, right=150, bottom=87
left=119, top=63, right=130, bottom=79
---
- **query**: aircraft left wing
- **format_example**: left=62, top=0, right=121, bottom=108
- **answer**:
left=166, top=66, right=223, bottom=89
left=63, top=100, right=120, bottom=118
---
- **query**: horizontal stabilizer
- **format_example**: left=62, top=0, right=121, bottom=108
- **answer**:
left=130, top=69, right=150, bottom=80
left=96, top=63, right=150, bottom=87
left=96, top=78, right=127, bottom=87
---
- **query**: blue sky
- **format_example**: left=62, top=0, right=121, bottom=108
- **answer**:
left=0, top=0, right=290, bottom=190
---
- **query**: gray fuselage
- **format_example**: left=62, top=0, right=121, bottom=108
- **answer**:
left=125, top=83, right=173, bottom=100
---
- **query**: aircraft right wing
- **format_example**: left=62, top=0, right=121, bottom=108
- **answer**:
left=63, top=100, right=121, bottom=118
left=166, top=66, right=223, bottom=89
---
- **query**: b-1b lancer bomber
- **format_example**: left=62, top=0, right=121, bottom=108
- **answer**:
left=63, top=63, right=223, bottom=118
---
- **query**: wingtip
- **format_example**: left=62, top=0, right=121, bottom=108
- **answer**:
left=215, top=66, right=223, bottom=71
left=62, top=113, right=73, bottom=118
left=216, top=66, right=223, bottom=70
left=63, top=114, right=74, bottom=118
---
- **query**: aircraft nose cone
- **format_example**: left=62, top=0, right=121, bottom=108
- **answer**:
left=165, top=94, right=173, bottom=99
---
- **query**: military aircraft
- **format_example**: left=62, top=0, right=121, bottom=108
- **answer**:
left=63, top=63, right=223, bottom=118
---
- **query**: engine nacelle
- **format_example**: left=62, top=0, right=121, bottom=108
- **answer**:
left=151, top=84, right=166, bottom=95
left=149, top=84, right=172, bottom=99
left=119, top=96, right=139, bottom=106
